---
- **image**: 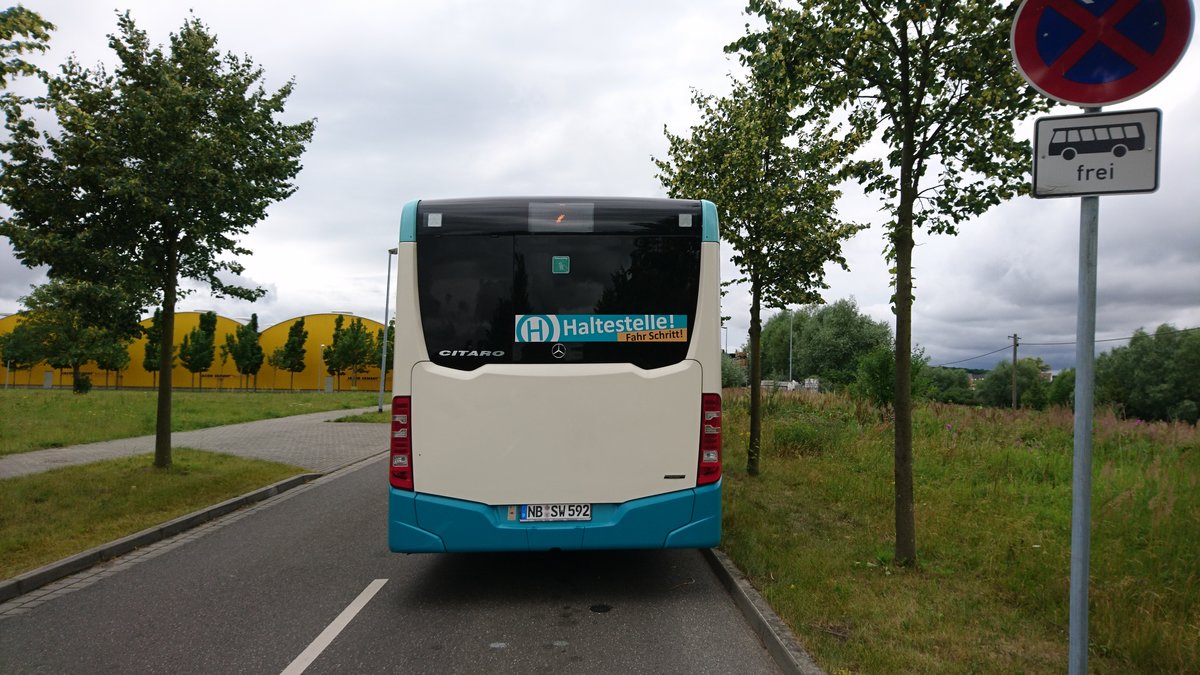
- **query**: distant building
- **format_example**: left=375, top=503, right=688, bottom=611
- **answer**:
left=0, top=311, right=386, bottom=391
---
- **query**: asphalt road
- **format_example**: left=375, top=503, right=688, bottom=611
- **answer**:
left=0, top=456, right=781, bottom=674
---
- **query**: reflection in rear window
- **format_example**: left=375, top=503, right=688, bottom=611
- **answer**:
left=415, top=199, right=703, bottom=370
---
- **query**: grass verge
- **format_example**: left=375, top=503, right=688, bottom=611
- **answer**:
left=333, top=410, right=390, bottom=424
left=0, top=449, right=304, bottom=580
left=720, top=389, right=1199, bottom=674
left=0, top=390, right=376, bottom=456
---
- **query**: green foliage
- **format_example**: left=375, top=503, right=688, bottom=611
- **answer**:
left=720, top=390, right=1200, bottom=672
left=732, top=0, right=1053, bottom=564
left=179, top=311, right=217, bottom=388
left=93, top=334, right=132, bottom=380
left=0, top=11, right=313, bottom=466
left=921, top=367, right=976, bottom=405
left=850, top=345, right=928, bottom=408
left=0, top=319, right=41, bottom=377
left=977, top=357, right=1051, bottom=409
left=732, top=0, right=1049, bottom=241
left=13, top=279, right=142, bottom=392
left=223, top=313, right=265, bottom=389
left=656, top=71, right=862, bottom=475
left=721, top=352, right=748, bottom=388
left=763, top=299, right=892, bottom=387
left=0, top=13, right=315, bottom=304
left=141, top=308, right=175, bottom=378
left=270, top=316, right=308, bottom=389
left=1047, top=368, right=1075, bottom=408
left=1096, top=325, right=1200, bottom=424
left=0, top=6, right=54, bottom=90
left=322, top=315, right=375, bottom=390
left=851, top=346, right=895, bottom=408
left=374, top=319, right=395, bottom=377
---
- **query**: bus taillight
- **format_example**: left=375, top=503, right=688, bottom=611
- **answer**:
left=697, top=393, right=721, bottom=486
left=390, top=396, right=414, bottom=490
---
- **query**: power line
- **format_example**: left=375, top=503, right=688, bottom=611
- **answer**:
left=932, top=325, right=1200, bottom=368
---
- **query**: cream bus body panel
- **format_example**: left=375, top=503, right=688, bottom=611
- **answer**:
left=687, top=241, right=721, bottom=393
left=410, top=360, right=702, bottom=506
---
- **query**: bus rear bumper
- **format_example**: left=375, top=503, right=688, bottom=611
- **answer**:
left=388, top=482, right=721, bottom=553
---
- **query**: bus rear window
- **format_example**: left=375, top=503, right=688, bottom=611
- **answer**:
left=415, top=199, right=703, bottom=370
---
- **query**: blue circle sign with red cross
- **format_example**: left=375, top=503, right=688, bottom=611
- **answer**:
left=1012, top=0, right=1194, bottom=106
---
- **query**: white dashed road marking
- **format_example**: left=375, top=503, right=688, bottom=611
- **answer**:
left=280, top=579, right=388, bottom=675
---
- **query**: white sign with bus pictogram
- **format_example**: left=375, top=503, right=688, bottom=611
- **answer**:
left=1032, top=108, right=1161, bottom=198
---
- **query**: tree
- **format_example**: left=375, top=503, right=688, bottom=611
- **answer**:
left=0, top=13, right=314, bottom=466
left=921, top=367, right=975, bottom=405
left=0, top=6, right=53, bottom=91
left=271, top=316, right=308, bottom=389
left=977, top=357, right=1050, bottom=409
left=721, top=352, right=748, bottom=388
left=94, top=337, right=132, bottom=388
left=323, top=315, right=348, bottom=390
left=1096, top=325, right=1200, bottom=424
left=14, top=279, right=142, bottom=393
left=656, top=74, right=862, bottom=475
left=329, top=317, right=374, bottom=389
left=374, top=318, right=395, bottom=382
left=851, top=345, right=928, bottom=409
left=224, top=313, right=264, bottom=389
left=141, top=308, right=175, bottom=388
left=1047, top=368, right=1075, bottom=408
left=799, top=299, right=892, bottom=389
left=761, top=300, right=892, bottom=388
left=733, top=0, right=1050, bottom=564
left=179, top=311, right=217, bottom=390
left=0, top=319, right=42, bottom=385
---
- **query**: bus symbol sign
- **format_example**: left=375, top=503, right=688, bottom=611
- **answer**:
left=1033, top=108, right=1160, bottom=198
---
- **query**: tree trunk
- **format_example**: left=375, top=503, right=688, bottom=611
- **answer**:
left=894, top=194, right=917, bottom=567
left=154, top=260, right=177, bottom=468
left=747, top=278, right=763, bottom=476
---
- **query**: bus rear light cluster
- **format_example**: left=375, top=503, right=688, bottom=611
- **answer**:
left=390, top=396, right=414, bottom=490
left=697, top=393, right=722, bottom=486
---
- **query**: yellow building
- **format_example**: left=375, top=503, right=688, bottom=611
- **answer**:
left=1, top=311, right=386, bottom=392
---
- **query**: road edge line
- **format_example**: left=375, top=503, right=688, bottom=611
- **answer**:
left=702, top=547, right=825, bottom=675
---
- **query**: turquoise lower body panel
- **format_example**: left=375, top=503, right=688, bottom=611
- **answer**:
left=388, top=482, right=721, bottom=553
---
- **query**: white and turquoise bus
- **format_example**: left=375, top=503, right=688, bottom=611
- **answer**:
left=387, top=197, right=722, bottom=552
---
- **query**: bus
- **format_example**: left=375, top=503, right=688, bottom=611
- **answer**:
left=1048, top=122, right=1145, bottom=160
left=387, top=197, right=722, bottom=553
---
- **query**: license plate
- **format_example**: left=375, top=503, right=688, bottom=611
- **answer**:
left=519, top=503, right=592, bottom=522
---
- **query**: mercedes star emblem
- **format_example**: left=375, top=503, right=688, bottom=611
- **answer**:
left=551, top=343, right=566, bottom=359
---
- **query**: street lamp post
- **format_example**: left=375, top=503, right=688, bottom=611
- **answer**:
left=722, top=326, right=728, bottom=355
left=317, top=344, right=325, bottom=392
left=378, top=247, right=398, bottom=412
left=788, top=310, right=794, bottom=389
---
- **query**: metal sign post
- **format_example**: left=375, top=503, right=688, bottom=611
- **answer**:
left=1069, top=165, right=1100, bottom=675
left=1012, top=1, right=1194, bottom=672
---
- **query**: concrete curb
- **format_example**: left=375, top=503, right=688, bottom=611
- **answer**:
left=0, top=472, right=321, bottom=604
left=702, top=547, right=825, bottom=675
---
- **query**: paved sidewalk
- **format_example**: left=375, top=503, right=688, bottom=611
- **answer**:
left=0, top=407, right=388, bottom=479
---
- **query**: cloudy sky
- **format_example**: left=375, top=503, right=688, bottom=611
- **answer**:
left=2, top=0, right=1198, bottom=372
